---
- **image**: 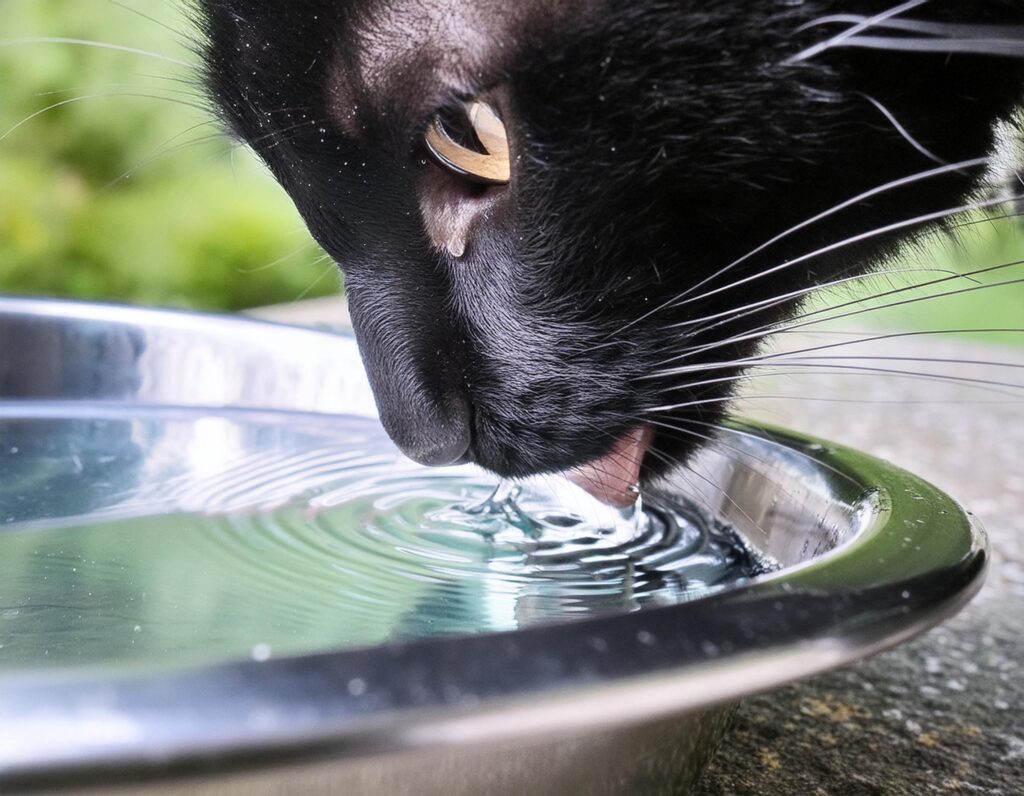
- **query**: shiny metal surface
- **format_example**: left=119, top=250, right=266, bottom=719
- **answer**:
left=0, top=298, right=987, bottom=795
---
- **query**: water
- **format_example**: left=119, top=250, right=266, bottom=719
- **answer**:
left=0, top=406, right=765, bottom=672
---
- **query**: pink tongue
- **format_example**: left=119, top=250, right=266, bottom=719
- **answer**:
left=568, top=426, right=653, bottom=508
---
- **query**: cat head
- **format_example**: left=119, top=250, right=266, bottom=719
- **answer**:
left=197, top=0, right=1023, bottom=502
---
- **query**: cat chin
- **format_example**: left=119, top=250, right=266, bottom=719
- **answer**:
left=567, top=425, right=652, bottom=508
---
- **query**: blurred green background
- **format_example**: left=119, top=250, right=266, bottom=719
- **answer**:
left=0, top=0, right=336, bottom=312
left=0, top=1, right=1020, bottom=341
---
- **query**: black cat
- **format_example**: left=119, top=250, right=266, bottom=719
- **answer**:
left=196, top=1, right=1024, bottom=504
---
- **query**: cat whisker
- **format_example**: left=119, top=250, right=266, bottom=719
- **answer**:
left=797, top=16, right=1024, bottom=41
left=670, top=264, right=984, bottom=334
left=670, top=362, right=1024, bottom=399
left=785, top=0, right=930, bottom=65
left=648, top=392, right=1023, bottom=413
left=676, top=258, right=1024, bottom=355
left=31, top=81, right=201, bottom=99
left=642, top=352, right=1024, bottom=417
left=0, top=37, right=194, bottom=69
left=670, top=208, right=1024, bottom=344
left=680, top=159, right=990, bottom=302
left=238, top=115, right=323, bottom=149
left=106, top=0, right=190, bottom=40
left=643, top=419, right=776, bottom=473
left=102, top=123, right=225, bottom=191
left=102, top=107, right=315, bottom=203
left=648, top=443, right=775, bottom=542
left=944, top=208, right=1024, bottom=235
left=838, top=35, right=1024, bottom=59
left=786, top=353, right=1024, bottom=369
left=640, top=371, right=1024, bottom=451
left=672, top=418, right=863, bottom=482
left=646, top=396, right=767, bottom=414
left=605, top=157, right=989, bottom=338
left=792, top=6, right=1024, bottom=59
left=665, top=269, right=1024, bottom=365
left=647, top=416, right=864, bottom=488
left=772, top=328, right=897, bottom=338
left=637, top=445, right=724, bottom=527
left=292, top=255, right=341, bottom=302
left=649, top=328, right=1024, bottom=382
left=646, top=364, right=1024, bottom=403
left=250, top=120, right=323, bottom=153
left=237, top=239, right=324, bottom=275
left=0, top=92, right=210, bottom=143
left=669, top=192, right=1024, bottom=313
left=860, top=93, right=947, bottom=165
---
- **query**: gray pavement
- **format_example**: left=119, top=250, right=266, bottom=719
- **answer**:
left=698, top=333, right=1023, bottom=796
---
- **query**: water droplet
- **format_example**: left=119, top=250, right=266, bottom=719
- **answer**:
left=347, top=677, right=367, bottom=696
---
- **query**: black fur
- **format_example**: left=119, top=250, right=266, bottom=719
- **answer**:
left=195, top=1, right=1024, bottom=482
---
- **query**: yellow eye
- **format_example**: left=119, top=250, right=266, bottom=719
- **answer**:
left=424, top=100, right=510, bottom=185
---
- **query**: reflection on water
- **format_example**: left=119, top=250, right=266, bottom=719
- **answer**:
left=0, top=407, right=765, bottom=672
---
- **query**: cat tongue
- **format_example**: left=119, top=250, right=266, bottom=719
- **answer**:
left=568, top=426, right=653, bottom=508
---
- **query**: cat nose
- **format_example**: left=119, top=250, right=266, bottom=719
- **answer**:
left=363, top=364, right=473, bottom=467
left=397, top=397, right=473, bottom=467
left=407, top=438, right=471, bottom=466
left=376, top=385, right=473, bottom=467
left=345, top=290, right=473, bottom=468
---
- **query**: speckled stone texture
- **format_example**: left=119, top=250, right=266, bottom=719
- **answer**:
left=697, top=333, right=1023, bottom=796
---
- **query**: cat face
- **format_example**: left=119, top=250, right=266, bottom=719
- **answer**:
left=198, top=1, right=1024, bottom=502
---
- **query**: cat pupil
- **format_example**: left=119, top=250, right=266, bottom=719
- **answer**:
left=435, top=105, right=485, bottom=154
left=424, top=100, right=511, bottom=184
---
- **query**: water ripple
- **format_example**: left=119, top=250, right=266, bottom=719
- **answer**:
left=0, top=410, right=766, bottom=671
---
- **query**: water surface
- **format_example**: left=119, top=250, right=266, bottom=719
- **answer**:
left=0, top=407, right=764, bottom=672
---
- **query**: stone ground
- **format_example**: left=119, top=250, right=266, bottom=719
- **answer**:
left=697, top=334, right=1023, bottom=796
left=253, top=301, right=1022, bottom=796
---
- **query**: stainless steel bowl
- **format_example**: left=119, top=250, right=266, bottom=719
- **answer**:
left=0, top=298, right=986, bottom=795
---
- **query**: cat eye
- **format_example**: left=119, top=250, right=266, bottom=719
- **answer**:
left=424, top=100, right=510, bottom=185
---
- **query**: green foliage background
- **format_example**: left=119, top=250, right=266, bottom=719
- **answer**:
left=0, top=0, right=1020, bottom=341
left=0, top=0, right=336, bottom=311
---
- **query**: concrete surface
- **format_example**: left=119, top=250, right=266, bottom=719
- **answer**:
left=698, top=334, right=1023, bottom=796
left=251, top=299, right=1022, bottom=796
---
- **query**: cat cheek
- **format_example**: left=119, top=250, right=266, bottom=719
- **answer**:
left=418, top=168, right=504, bottom=259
